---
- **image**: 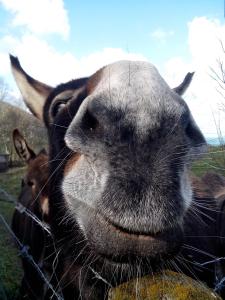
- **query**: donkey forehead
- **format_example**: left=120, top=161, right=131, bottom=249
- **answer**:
left=86, top=60, right=187, bottom=131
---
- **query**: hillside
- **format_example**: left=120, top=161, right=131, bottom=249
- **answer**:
left=0, top=101, right=48, bottom=161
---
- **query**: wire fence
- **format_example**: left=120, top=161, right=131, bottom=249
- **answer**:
left=1, top=186, right=225, bottom=298
left=0, top=187, right=51, bottom=235
left=0, top=187, right=64, bottom=300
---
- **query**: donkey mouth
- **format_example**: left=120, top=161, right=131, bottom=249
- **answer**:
left=79, top=210, right=183, bottom=264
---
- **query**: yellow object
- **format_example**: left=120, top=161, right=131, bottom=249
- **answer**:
left=109, top=270, right=221, bottom=300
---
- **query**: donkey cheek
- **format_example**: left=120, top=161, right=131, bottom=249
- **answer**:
left=62, top=156, right=109, bottom=210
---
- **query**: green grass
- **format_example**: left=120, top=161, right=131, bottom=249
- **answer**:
left=0, top=167, right=25, bottom=197
left=192, top=145, right=225, bottom=177
left=0, top=167, right=25, bottom=300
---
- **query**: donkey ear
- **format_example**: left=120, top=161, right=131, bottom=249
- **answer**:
left=39, top=148, right=48, bottom=156
left=13, top=129, right=36, bottom=163
left=173, top=72, right=194, bottom=96
left=10, top=54, right=53, bottom=120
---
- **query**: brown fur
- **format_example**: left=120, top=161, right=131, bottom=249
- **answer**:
left=191, top=175, right=214, bottom=199
left=86, top=67, right=104, bottom=95
left=11, top=129, right=53, bottom=300
left=202, top=172, right=225, bottom=199
left=63, top=153, right=81, bottom=176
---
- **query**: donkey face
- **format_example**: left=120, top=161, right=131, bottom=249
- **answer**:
left=10, top=57, right=205, bottom=275
left=13, top=129, right=49, bottom=218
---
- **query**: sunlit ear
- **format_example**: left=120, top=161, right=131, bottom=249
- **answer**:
left=173, top=72, right=194, bottom=96
left=13, top=129, right=36, bottom=163
left=10, top=54, right=53, bottom=120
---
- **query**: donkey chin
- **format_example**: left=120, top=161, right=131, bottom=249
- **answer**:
left=64, top=191, right=185, bottom=271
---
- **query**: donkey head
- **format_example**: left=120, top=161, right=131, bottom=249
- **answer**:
left=13, top=129, right=49, bottom=218
left=10, top=56, right=205, bottom=280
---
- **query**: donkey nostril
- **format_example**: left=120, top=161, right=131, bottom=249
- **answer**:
left=82, top=109, right=99, bottom=132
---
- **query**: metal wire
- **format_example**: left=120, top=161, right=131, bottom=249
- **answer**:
left=0, top=187, right=51, bottom=235
left=1, top=186, right=225, bottom=297
left=0, top=213, right=63, bottom=300
left=0, top=187, right=63, bottom=299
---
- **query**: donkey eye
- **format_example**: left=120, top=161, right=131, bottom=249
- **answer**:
left=51, top=100, right=67, bottom=118
left=27, top=180, right=34, bottom=187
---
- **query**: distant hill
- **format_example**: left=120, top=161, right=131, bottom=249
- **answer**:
left=0, top=101, right=48, bottom=161
left=206, top=136, right=225, bottom=146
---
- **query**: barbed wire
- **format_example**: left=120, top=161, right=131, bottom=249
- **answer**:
left=0, top=186, right=64, bottom=299
left=0, top=187, right=51, bottom=235
left=0, top=187, right=15, bottom=203
left=1, top=186, right=225, bottom=297
left=16, top=202, right=51, bottom=235
left=215, top=276, right=225, bottom=293
left=0, top=213, right=63, bottom=300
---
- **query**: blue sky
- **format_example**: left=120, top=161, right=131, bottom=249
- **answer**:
left=64, top=0, right=223, bottom=65
left=0, top=1, right=223, bottom=68
left=0, top=0, right=225, bottom=137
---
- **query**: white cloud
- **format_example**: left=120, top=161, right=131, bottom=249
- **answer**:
left=0, top=0, right=148, bottom=107
left=188, top=17, right=225, bottom=69
left=151, top=28, right=174, bottom=43
left=77, top=48, right=148, bottom=77
left=0, top=0, right=70, bottom=39
left=0, top=33, right=148, bottom=93
left=163, top=17, right=225, bottom=138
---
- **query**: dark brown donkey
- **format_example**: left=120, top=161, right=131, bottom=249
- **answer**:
left=10, top=56, right=225, bottom=299
left=11, top=129, right=53, bottom=300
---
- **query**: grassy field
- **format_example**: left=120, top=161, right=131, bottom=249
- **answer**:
left=0, top=146, right=225, bottom=299
left=192, top=145, right=225, bottom=177
left=0, top=167, right=25, bottom=300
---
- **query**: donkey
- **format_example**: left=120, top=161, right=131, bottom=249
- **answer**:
left=11, top=129, right=53, bottom=300
left=201, top=172, right=225, bottom=199
left=10, top=56, right=225, bottom=299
